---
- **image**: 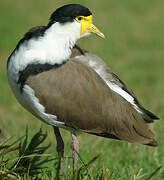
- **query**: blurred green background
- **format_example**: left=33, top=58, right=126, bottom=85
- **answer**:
left=0, top=0, right=164, bottom=179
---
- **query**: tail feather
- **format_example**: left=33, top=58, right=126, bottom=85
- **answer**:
left=145, top=139, right=158, bottom=147
left=87, top=108, right=158, bottom=147
left=140, top=107, right=160, bottom=123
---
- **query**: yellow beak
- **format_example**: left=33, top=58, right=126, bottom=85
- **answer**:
left=80, top=15, right=105, bottom=39
left=88, top=24, right=105, bottom=39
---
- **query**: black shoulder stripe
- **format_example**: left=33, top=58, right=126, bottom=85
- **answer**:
left=7, top=26, right=47, bottom=69
left=18, top=62, right=66, bottom=93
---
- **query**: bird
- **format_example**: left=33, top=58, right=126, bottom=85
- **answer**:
left=7, top=4, right=159, bottom=169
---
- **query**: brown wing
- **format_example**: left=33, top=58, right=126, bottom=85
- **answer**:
left=26, top=59, right=157, bottom=146
left=71, top=45, right=159, bottom=123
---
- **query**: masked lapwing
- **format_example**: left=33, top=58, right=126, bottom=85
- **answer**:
left=7, top=4, right=159, bottom=169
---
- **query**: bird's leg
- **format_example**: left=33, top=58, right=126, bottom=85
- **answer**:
left=71, top=132, right=80, bottom=170
left=53, top=127, right=64, bottom=179
left=53, top=127, right=64, bottom=158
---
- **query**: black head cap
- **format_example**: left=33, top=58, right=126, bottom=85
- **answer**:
left=48, top=4, right=92, bottom=26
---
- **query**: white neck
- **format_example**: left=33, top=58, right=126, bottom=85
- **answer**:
left=41, top=21, right=81, bottom=62
left=8, top=21, right=82, bottom=79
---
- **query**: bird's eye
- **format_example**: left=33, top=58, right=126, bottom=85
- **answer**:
left=75, top=16, right=84, bottom=22
left=77, top=16, right=83, bottom=21
left=78, top=17, right=83, bottom=21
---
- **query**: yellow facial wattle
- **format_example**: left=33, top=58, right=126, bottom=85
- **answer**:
left=75, top=15, right=105, bottom=38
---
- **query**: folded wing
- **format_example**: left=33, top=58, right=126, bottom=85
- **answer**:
left=26, top=49, right=158, bottom=146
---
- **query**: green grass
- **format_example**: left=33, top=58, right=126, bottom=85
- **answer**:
left=0, top=0, right=164, bottom=179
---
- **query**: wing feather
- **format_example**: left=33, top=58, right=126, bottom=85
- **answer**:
left=26, top=57, right=158, bottom=146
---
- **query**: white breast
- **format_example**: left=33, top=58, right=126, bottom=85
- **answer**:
left=7, top=21, right=81, bottom=129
